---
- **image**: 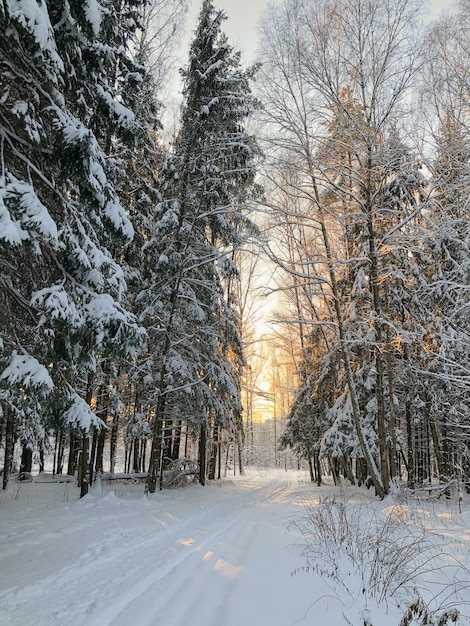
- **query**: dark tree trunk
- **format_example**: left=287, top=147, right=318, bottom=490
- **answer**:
left=133, top=438, right=140, bottom=473
left=109, top=411, right=119, bottom=475
left=162, top=420, right=172, bottom=471
left=442, top=420, right=452, bottom=482
left=416, top=418, right=426, bottom=487
left=79, top=375, right=95, bottom=497
left=217, top=442, right=222, bottom=479
left=342, top=455, right=355, bottom=484
left=57, top=430, right=65, bottom=474
left=89, top=428, right=98, bottom=486
left=236, top=429, right=244, bottom=476
left=146, top=393, right=166, bottom=494
left=463, top=453, right=470, bottom=494
left=20, top=444, right=33, bottom=476
left=208, top=423, right=219, bottom=480
left=356, top=457, right=367, bottom=487
left=140, top=439, right=147, bottom=472
left=314, top=452, right=322, bottom=486
left=95, top=428, right=106, bottom=476
left=329, top=457, right=340, bottom=485
left=171, top=420, right=182, bottom=461
left=79, top=432, right=90, bottom=498
left=2, top=411, right=15, bottom=489
left=199, top=423, right=206, bottom=486
left=67, top=428, right=79, bottom=476
left=307, top=445, right=314, bottom=482
left=53, top=433, right=58, bottom=476
left=406, top=398, right=415, bottom=489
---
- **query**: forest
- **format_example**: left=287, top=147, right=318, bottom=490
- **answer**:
left=1, top=0, right=470, bottom=500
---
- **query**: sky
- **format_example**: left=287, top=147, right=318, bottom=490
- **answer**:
left=182, top=0, right=456, bottom=67
left=163, top=0, right=455, bottom=114
left=184, top=0, right=272, bottom=63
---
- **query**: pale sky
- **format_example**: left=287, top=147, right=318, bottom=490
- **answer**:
left=182, top=0, right=455, bottom=66
left=164, top=0, right=454, bottom=121
left=185, top=0, right=273, bottom=62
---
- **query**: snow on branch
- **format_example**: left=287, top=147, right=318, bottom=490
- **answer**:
left=84, top=293, right=145, bottom=356
left=63, top=393, right=104, bottom=431
left=0, top=174, right=58, bottom=246
left=57, top=112, right=134, bottom=240
left=0, top=193, right=26, bottom=245
left=7, top=0, right=63, bottom=70
left=83, top=0, right=103, bottom=36
left=0, top=352, right=53, bottom=391
left=30, top=285, right=83, bottom=326
left=105, top=198, right=134, bottom=240
left=95, top=85, right=136, bottom=130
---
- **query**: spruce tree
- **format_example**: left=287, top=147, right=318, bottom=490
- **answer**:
left=0, top=1, right=145, bottom=488
left=143, top=0, right=260, bottom=493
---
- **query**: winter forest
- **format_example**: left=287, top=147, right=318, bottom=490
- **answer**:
left=4, top=0, right=470, bottom=624
left=0, top=0, right=470, bottom=497
left=2, top=0, right=470, bottom=501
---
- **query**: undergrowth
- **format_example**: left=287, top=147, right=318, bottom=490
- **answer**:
left=290, top=496, right=469, bottom=625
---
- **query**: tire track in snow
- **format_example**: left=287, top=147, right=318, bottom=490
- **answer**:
left=0, top=472, right=306, bottom=626
left=0, top=500, right=236, bottom=626
left=111, top=474, right=299, bottom=626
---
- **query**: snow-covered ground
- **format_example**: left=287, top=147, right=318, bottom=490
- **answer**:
left=0, top=469, right=469, bottom=625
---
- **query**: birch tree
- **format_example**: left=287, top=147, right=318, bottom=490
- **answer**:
left=258, top=0, right=426, bottom=495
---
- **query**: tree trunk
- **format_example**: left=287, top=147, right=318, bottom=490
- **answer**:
left=67, top=428, right=78, bottom=476
left=307, top=446, right=314, bottom=482
left=235, top=410, right=244, bottom=476
left=406, top=397, right=415, bottom=489
left=162, top=420, right=172, bottom=471
left=79, top=432, right=90, bottom=498
left=208, top=423, right=219, bottom=480
left=366, top=175, right=390, bottom=495
left=95, top=428, right=106, bottom=476
left=217, top=441, right=222, bottom=479
left=80, top=373, right=95, bottom=496
left=145, top=272, right=183, bottom=495
left=171, top=420, right=182, bottom=461
left=109, top=411, right=119, bottom=475
left=133, top=438, right=140, bottom=473
left=314, top=451, right=322, bottom=486
left=141, top=439, right=147, bottom=474
left=57, top=430, right=64, bottom=474
left=416, top=418, right=426, bottom=487
left=89, top=428, right=98, bottom=486
left=2, top=411, right=15, bottom=489
left=384, top=303, right=399, bottom=483
left=94, top=370, right=109, bottom=477
left=146, top=391, right=167, bottom=494
left=199, top=423, right=206, bottom=486
left=316, top=192, right=385, bottom=497
left=20, top=444, right=32, bottom=476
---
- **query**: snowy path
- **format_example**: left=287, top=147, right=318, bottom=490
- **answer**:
left=0, top=470, right=318, bottom=626
left=3, top=470, right=468, bottom=625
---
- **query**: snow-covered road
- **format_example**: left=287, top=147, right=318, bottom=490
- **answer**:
left=0, top=469, right=318, bottom=626
left=2, top=469, right=469, bottom=625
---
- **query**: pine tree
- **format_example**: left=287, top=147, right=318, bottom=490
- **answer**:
left=0, top=1, right=145, bottom=488
left=143, top=0, right=260, bottom=493
left=422, top=112, right=470, bottom=490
